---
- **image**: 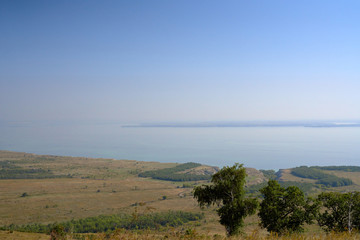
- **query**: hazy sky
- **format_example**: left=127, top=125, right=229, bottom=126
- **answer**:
left=1, top=0, right=360, bottom=123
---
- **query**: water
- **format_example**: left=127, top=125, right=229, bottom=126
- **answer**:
left=1, top=121, right=360, bottom=170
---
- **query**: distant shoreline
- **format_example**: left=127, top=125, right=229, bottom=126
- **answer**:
left=123, top=121, right=360, bottom=128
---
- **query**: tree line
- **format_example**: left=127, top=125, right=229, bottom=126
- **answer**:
left=194, top=163, right=360, bottom=236
left=313, top=165, right=360, bottom=172
left=138, top=162, right=211, bottom=181
left=0, top=211, right=204, bottom=234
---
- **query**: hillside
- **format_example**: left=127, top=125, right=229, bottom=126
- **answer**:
left=273, top=166, right=360, bottom=194
left=1, top=150, right=360, bottom=239
left=0, top=151, right=208, bottom=225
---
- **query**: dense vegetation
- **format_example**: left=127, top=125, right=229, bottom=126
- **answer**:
left=291, top=166, right=352, bottom=187
left=317, top=192, right=360, bottom=232
left=0, top=211, right=204, bottom=234
left=0, top=161, right=70, bottom=179
left=260, top=169, right=277, bottom=179
left=259, top=180, right=317, bottom=234
left=139, top=162, right=211, bottom=181
left=258, top=180, right=360, bottom=235
left=313, top=166, right=360, bottom=172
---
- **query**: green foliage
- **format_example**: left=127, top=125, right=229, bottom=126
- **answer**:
left=291, top=166, right=353, bottom=187
left=259, top=180, right=318, bottom=234
left=181, top=183, right=193, bottom=188
left=50, top=225, right=66, bottom=240
left=317, top=192, right=360, bottom=232
left=139, top=162, right=211, bottom=181
left=260, top=169, right=277, bottom=180
left=313, top=166, right=360, bottom=172
left=0, top=211, right=204, bottom=234
left=193, top=163, right=258, bottom=236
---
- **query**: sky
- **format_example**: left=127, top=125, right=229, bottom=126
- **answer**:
left=1, top=0, right=360, bottom=123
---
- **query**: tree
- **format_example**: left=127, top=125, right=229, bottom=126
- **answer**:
left=259, top=180, right=317, bottom=234
left=317, top=191, right=360, bottom=233
left=21, top=192, right=28, bottom=197
left=193, top=163, right=258, bottom=236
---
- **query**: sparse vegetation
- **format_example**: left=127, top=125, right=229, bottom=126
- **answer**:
left=0, top=161, right=69, bottom=179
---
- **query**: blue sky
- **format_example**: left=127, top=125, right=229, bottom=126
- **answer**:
left=1, top=0, right=360, bottom=123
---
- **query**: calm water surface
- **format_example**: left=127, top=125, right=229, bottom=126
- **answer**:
left=1, top=122, right=359, bottom=169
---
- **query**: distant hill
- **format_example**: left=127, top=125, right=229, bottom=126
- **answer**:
left=254, top=165, right=360, bottom=195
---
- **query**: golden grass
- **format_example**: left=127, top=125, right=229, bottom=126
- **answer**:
left=2, top=230, right=360, bottom=240
left=0, top=230, right=49, bottom=240
left=0, top=150, right=177, bottom=179
left=0, top=150, right=191, bottom=225
left=0, top=176, right=198, bottom=225
left=277, top=169, right=316, bottom=184
left=323, top=170, right=360, bottom=186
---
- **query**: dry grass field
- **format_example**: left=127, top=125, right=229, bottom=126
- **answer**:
left=0, top=151, right=200, bottom=226
left=1, top=229, right=360, bottom=240
left=276, top=169, right=316, bottom=184
left=1, top=150, right=360, bottom=239
left=0, top=230, right=49, bottom=240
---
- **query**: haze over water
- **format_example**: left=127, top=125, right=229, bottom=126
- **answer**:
left=1, top=1, right=360, bottom=169
left=1, top=122, right=360, bottom=170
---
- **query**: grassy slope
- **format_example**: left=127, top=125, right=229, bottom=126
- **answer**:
left=2, top=150, right=360, bottom=239
left=278, top=167, right=360, bottom=194
left=0, top=151, right=200, bottom=225
left=0, top=231, right=49, bottom=240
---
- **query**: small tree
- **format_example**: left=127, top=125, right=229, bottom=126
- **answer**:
left=21, top=192, right=28, bottom=197
left=317, top=191, right=360, bottom=232
left=50, top=224, right=66, bottom=240
left=259, top=180, right=317, bottom=234
left=193, top=163, right=258, bottom=236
